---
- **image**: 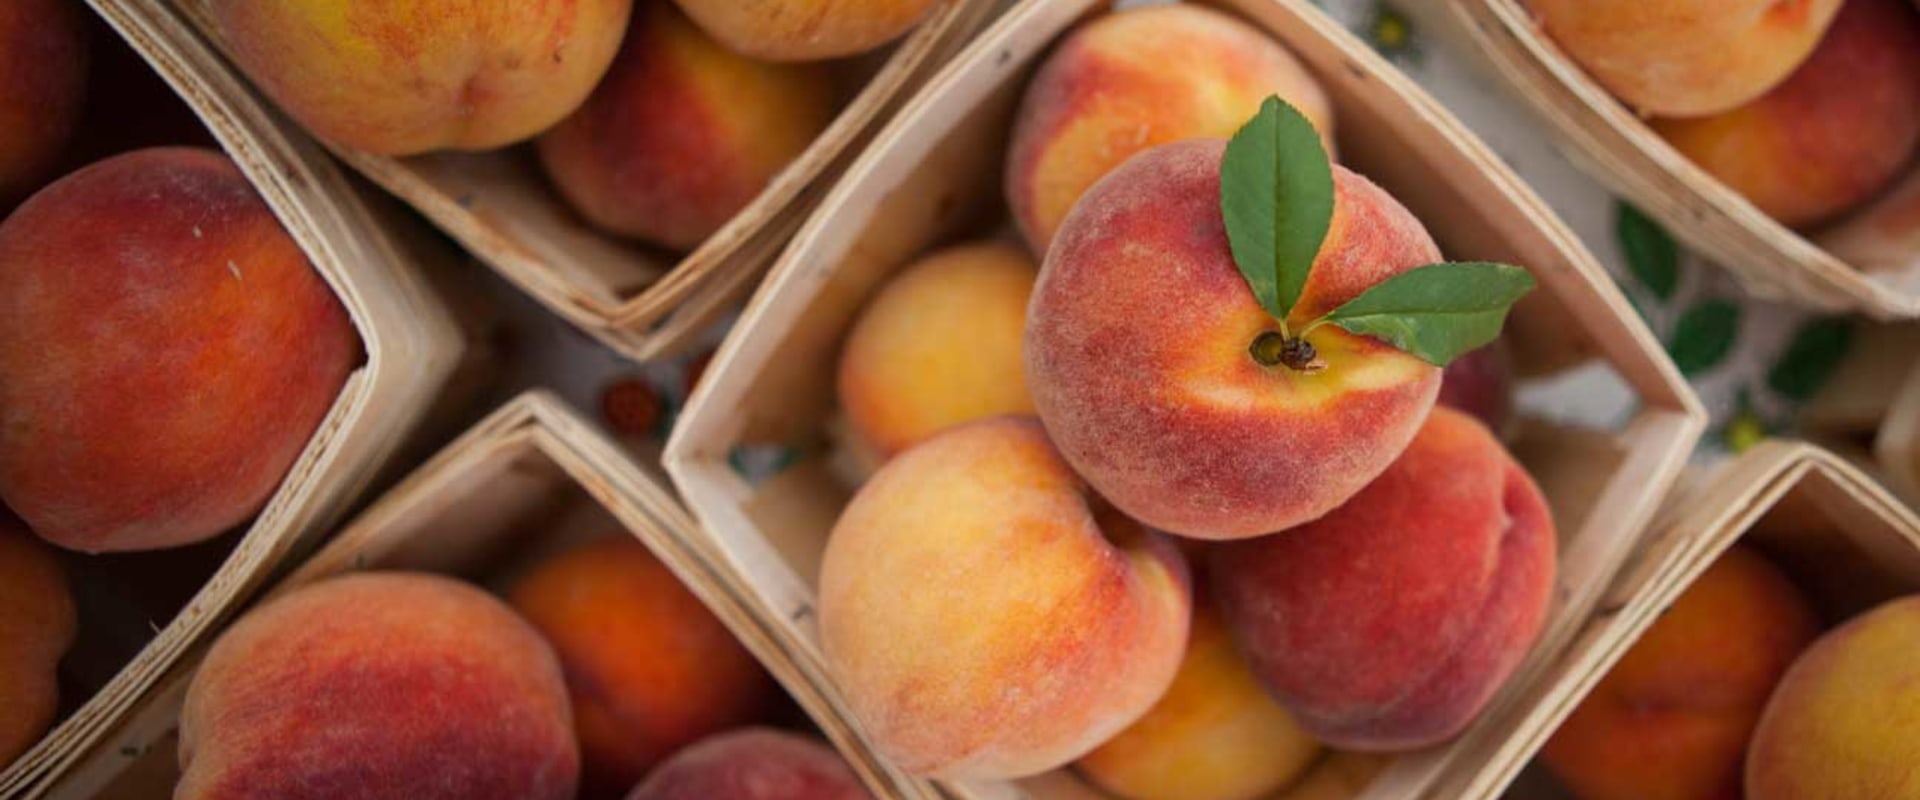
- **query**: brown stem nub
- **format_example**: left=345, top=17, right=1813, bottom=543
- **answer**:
left=1249, top=331, right=1321, bottom=372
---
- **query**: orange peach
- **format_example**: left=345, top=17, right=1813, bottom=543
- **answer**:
left=1652, top=0, right=1920, bottom=229
left=838, top=241, right=1038, bottom=457
left=1817, top=165, right=1920, bottom=272
left=1075, top=602, right=1321, bottom=800
left=672, top=0, right=939, bottom=61
left=1541, top=545, right=1819, bottom=800
left=818, top=417, right=1191, bottom=780
left=537, top=1, right=834, bottom=250
left=178, top=572, right=579, bottom=800
left=1026, top=138, right=1442, bottom=540
left=1273, top=752, right=1393, bottom=800
left=0, top=148, right=359, bottom=553
left=0, top=0, right=87, bottom=210
left=0, top=511, right=75, bottom=766
left=508, top=535, right=777, bottom=798
left=1006, top=4, right=1334, bottom=254
left=1746, top=594, right=1920, bottom=799
left=1525, top=0, right=1844, bottom=116
left=206, top=0, right=631, bottom=156
left=627, top=728, right=871, bottom=800
left=1211, top=407, right=1556, bottom=750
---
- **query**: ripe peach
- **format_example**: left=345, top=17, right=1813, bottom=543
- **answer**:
left=0, top=511, right=75, bottom=766
left=1273, top=752, right=1392, bottom=800
left=0, top=148, right=359, bottom=553
left=627, top=728, right=872, bottom=800
left=818, top=417, right=1191, bottom=780
left=838, top=241, right=1038, bottom=457
left=178, top=572, right=579, bottom=800
left=672, top=0, right=939, bottom=62
left=1818, top=166, right=1920, bottom=272
left=0, top=0, right=87, bottom=210
left=1651, top=0, right=1920, bottom=230
left=1541, top=546, right=1819, bottom=800
left=1747, top=594, right=1920, bottom=799
left=1075, top=602, right=1321, bottom=800
left=1211, top=407, right=1556, bottom=750
left=508, top=535, right=777, bottom=798
left=1026, top=138, right=1442, bottom=540
left=206, top=0, right=632, bottom=156
left=1006, top=4, right=1334, bottom=254
left=1525, top=0, right=1844, bottom=116
left=1439, top=341, right=1517, bottom=440
left=537, top=2, right=834, bottom=250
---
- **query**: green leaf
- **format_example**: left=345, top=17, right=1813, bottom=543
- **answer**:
left=1221, top=95, right=1334, bottom=322
left=1616, top=203, right=1678, bottom=301
left=1767, top=316, right=1852, bottom=402
left=1320, top=262, right=1537, bottom=367
left=1667, top=299, right=1741, bottom=376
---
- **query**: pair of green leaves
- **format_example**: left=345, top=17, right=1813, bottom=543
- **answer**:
left=1220, top=97, right=1536, bottom=368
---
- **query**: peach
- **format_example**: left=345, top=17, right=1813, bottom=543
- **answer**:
left=1075, top=602, right=1321, bottom=800
left=1818, top=165, right=1920, bottom=272
left=0, top=0, right=87, bottom=210
left=1006, top=4, right=1334, bottom=254
left=1211, top=407, right=1556, bottom=750
left=537, top=1, right=834, bottom=250
left=627, top=728, right=871, bottom=800
left=1746, top=594, right=1920, bottom=799
left=1026, top=138, right=1442, bottom=540
left=0, top=148, right=359, bottom=553
left=818, top=417, right=1191, bottom=780
left=508, top=535, right=777, bottom=798
left=838, top=241, right=1038, bottom=457
left=672, top=0, right=940, bottom=61
left=1439, top=341, right=1517, bottom=441
left=1541, top=545, right=1819, bottom=800
left=178, top=572, right=579, bottom=800
left=1525, top=0, right=1844, bottom=116
left=1273, top=752, right=1393, bottom=800
left=206, top=0, right=631, bottom=156
left=0, top=511, right=75, bottom=766
left=1651, top=0, right=1920, bottom=230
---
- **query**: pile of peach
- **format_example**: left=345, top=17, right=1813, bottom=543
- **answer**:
left=1529, top=0, right=1920, bottom=256
left=175, top=534, right=873, bottom=800
left=202, top=0, right=947, bottom=252
left=817, top=6, right=1555, bottom=798
left=1537, top=543, right=1920, bottom=800
left=0, top=0, right=360, bottom=771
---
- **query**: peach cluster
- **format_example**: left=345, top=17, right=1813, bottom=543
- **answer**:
left=1531, top=0, right=1920, bottom=236
left=816, top=4, right=1553, bottom=794
left=179, top=537, right=872, bottom=799
left=203, top=0, right=942, bottom=253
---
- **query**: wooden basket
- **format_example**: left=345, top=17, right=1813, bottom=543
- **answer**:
left=1446, top=0, right=1920, bottom=318
left=0, top=1, right=467, bottom=796
left=664, top=1, right=1707, bottom=798
left=1472, top=442, right=1920, bottom=798
left=165, top=0, right=1002, bottom=361
left=38, top=391, right=920, bottom=800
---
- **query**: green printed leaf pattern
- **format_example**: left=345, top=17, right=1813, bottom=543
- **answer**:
left=1767, top=317, right=1852, bottom=402
left=1617, top=203, right=1679, bottom=301
left=1667, top=299, right=1741, bottom=377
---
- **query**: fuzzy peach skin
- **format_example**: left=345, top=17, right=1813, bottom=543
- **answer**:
left=672, top=0, right=939, bottom=62
left=509, top=536, right=777, bottom=798
left=1273, top=752, right=1393, bottom=800
left=839, top=241, right=1038, bottom=457
left=206, top=0, right=631, bottom=156
left=1026, top=138, right=1442, bottom=540
left=628, top=728, right=873, bottom=800
left=1651, top=0, right=1920, bottom=230
left=0, top=148, right=359, bottom=554
left=1075, top=602, right=1321, bottom=800
left=1541, top=545, right=1819, bottom=800
left=1525, top=0, right=1843, bottom=117
left=1746, top=594, right=1920, bottom=799
left=1006, top=4, right=1334, bottom=254
left=1211, top=407, right=1557, bottom=750
left=178, top=572, right=579, bottom=800
left=818, top=417, right=1191, bottom=780
left=0, top=511, right=75, bottom=767
left=538, top=2, right=834, bottom=250
left=1817, top=166, right=1920, bottom=272
left=0, top=0, right=86, bottom=210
